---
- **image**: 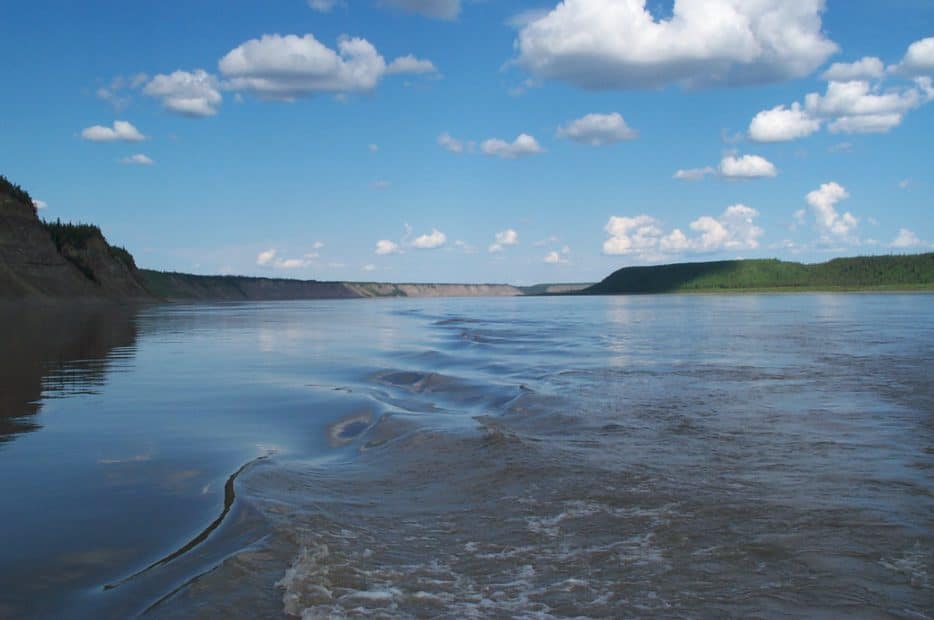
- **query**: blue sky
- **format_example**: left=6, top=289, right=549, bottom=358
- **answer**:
left=1, top=0, right=931, bottom=284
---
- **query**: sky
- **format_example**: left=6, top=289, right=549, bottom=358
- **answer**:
left=0, top=0, right=931, bottom=285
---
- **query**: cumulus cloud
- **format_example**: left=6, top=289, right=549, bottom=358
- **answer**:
left=255, top=246, right=321, bottom=269
left=603, top=215, right=666, bottom=256
left=890, top=228, right=922, bottom=248
left=386, top=54, right=438, bottom=75
left=219, top=34, right=435, bottom=100
left=673, top=166, right=716, bottom=181
left=308, top=0, right=341, bottom=12
left=821, top=57, right=885, bottom=81
left=894, top=37, right=934, bottom=77
left=514, top=0, right=837, bottom=91
left=33, top=199, right=48, bottom=210
left=120, top=153, right=154, bottom=165
left=381, top=0, right=460, bottom=20
left=719, top=154, right=777, bottom=178
left=806, top=182, right=858, bottom=243
left=144, top=70, right=222, bottom=117
left=556, top=112, right=638, bottom=145
left=276, top=258, right=308, bottom=269
left=375, top=240, right=401, bottom=255
left=544, top=246, right=571, bottom=264
left=603, top=206, right=763, bottom=259
left=81, top=120, right=145, bottom=142
left=689, top=205, right=764, bottom=251
left=96, top=73, right=149, bottom=111
left=481, top=134, right=543, bottom=159
left=805, top=79, right=927, bottom=134
left=362, top=263, right=377, bottom=272
left=489, top=229, right=519, bottom=253
left=411, top=229, right=447, bottom=249
left=748, top=103, right=822, bottom=142
left=749, top=39, right=934, bottom=141
left=257, top=249, right=277, bottom=266
left=437, top=132, right=465, bottom=153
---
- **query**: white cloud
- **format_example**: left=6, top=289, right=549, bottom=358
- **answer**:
left=257, top=249, right=277, bottom=266
left=602, top=206, right=763, bottom=258
left=362, top=263, right=377, bottom=272
left=489, top=229, right=519, bottom=253
left=375, top=240, right=401, bottom=255
left=603, top=215, right=665, bottom=255
left=386, top=54, right=438, bottom=75
left=515, top=0, right=837, bottom=91
left=219, top=34, right=434, bottom=100
left=437, top=132, right=464, bottom=153
left=673, top=166, right=715, bottom=181
left=544, top=246, right=571, bottom=264
left=277, top=258, right=308, bottom=269
left=806, top=80, right=922, bottom=122
left=120, top=153, right=154, bottom=166
left=750, top=74, right=934, bottom=141
left=144, top=70, right=222, bottom=117
left=96, top=73, right=149, bottom=111
left=308, top=0, right=341, bottom=12
left=826, top=113, right=903, bottom=134
left=481, top=134, right=543, bottom=159
left=898, top=178, right=911, bottom=190
left=689, top=205, right=763, bottom=251
left=381, top=0, right=460, bottom=20
left=373, top=180, right=391, bottom=189
left=821, top=57, right=885, bottom=81
left=368, top=144, right=379, bottom=152
left=97, top=87, right=130, bottom=111
left=806, top=181, right=858, bottom=243
left=895, top=37, right=934, bottom=77
left=256, top=247, right=317, bottom=269
left=748, top=103, right=822, bottom=142
left=411, top=229, right=447, bottom=249
left=719, top=154, right=777, bottom=179
left=890, top=228, right=922, bottom=248
left=81, top=120, right=145, bottom=142
left=533, top=235, right=560, bottom=247
left=556, top=112, right=638, bottom=145
left=33, top=199, right=48, bottom=210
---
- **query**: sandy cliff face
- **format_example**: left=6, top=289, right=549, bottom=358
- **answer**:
left=348, top=283, right=522, bottom=298
left=0, top=191, right=150, bottom=300
left=140, top=272, right=523, bottom=301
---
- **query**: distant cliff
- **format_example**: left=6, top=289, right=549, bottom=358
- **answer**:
left=140, top=270, right=522, bottom=301
left=0, top=177, right=150, bottom=300
left=586, top=255, right=934, bottom=294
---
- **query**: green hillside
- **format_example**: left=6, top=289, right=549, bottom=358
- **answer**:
left=586, top=254, right=934, bottom=294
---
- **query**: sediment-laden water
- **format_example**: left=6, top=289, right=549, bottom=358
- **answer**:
left=0, top=295, right=931, bottom=618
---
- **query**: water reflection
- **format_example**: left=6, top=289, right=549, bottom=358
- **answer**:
left=0, top=303, right=139, bottom=444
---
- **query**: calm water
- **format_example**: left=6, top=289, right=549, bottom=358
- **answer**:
left=0, top=295, right=931, bottom=618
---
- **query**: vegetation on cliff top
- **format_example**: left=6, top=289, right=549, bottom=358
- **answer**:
left=42, top=219, right=138, bottom=282
left=0, top=174, right=36, bottom=214
left=586, top=254, right=934, bottom=294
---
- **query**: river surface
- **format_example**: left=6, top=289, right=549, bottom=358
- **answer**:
left=0, top=295, right=931, bottom=618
